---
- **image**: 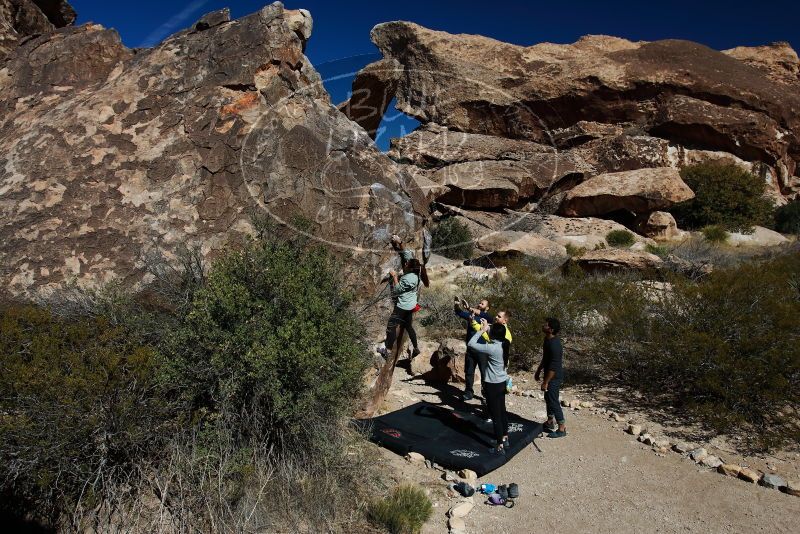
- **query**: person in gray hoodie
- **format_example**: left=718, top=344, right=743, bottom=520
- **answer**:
left=468, top=318, right=510, bottom=454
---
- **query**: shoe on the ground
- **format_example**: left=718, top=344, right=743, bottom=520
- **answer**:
left=461, top=391, right=474, bottom=401
left=542, top=421, right=557, bottom=433
left=411, top=348, right=421, bottom=357
left=547, top=430, right=567, bottom=438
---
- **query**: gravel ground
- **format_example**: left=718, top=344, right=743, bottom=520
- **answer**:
left=375, top=365, right=800, bottom=534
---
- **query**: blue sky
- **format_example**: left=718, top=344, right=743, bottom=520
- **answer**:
left=70, top=0, right=800, bottom=148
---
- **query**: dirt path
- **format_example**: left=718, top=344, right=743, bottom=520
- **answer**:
left=374, top=365, right=800, bottom=534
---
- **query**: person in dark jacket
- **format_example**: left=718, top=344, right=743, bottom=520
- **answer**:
left=454, top=297, right=492, bottom=401
left=535, top=317, right=566, bottom=438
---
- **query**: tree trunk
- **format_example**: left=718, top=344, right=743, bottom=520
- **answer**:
left=356, top=325, right=405, bottom=419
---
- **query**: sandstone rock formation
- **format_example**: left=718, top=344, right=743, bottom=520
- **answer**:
left=0, top=2, right=426, bottom=296
left=572, top=249, right=663, bottom=274
left=473, top=231, right=567, bottom=265
left=341, top=23, right=800, bottom=252
left=634, top=211, right=681, bottom=240
left=558, top=168, right=694, bottom=218
left=0, top=0, right=75, bottom=57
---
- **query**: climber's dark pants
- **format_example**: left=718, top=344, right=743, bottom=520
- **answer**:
left=385, top=306, right=417, bottom=353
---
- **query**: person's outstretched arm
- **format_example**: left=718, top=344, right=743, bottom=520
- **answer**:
left=454, top=297, right=471, bottom=319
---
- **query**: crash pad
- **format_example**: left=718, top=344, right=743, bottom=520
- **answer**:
left=356, top=402, right=542, bottom=476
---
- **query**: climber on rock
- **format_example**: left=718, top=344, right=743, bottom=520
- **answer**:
left=378, top=235, right=428, bottom=359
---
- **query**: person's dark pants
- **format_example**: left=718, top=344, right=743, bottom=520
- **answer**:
left=385, top=306, right=417, bottom=354
left=544, top=379, right=565, bottom=425
left=463, top=348, right=487, bottom=396
left=484, top=381, right=509, bottom=442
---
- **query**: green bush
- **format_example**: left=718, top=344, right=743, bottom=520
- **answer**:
left=565, top=243, right=587, bottom=257
left=368, top=484, right=433, bottom=534
left=159, top=234, right=369, bottom=449
left=431, top=218, right=474, bottom=259
left=774, top=199, right=800, bottom=235
left=671, top=162, right=774, bottom=232
left=601, top=252, right=800, bottom=448
left=0, top=304, right=170, bottom=521
left=0, top=232, right=377, bottom=531
left=469, top=247, right=800, bottom=448
left=645, top=243, right=669, bottom=257
left=605, top=229, right=636, bottom=247
left=701, top=225, right=729, bottom=243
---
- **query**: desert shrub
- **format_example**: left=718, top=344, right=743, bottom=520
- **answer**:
left=1, top=233, right=378, bottom=532
left=701, top=225, right=729, bottom=243
left=431, top=218, right=474, bottom=259
left=600, top=252, right=800, bottom=448
left=774, top=199, right=800, bottom=235
left=149, top=233, right=375, bottom=532
left=367, top=484, right=433, bottom=534
left=645, top=243, right=669, bottom=257
left=485, top=265, right=646, bottom=371
left=565, top=243, right=587, bottom=257
left=671, top=162, right=774, bottom=232
left=605, top=229, right=636, bottom=247
left=159, top=235, right=369, bottom=448
left=470, top=249, right=800, bottom=448
left=0, top=304, right=173, bottom=524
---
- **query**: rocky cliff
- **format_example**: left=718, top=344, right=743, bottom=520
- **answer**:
left=0, top=2, right=426, bottom=295
left=342, top=23, right=800, bottom=250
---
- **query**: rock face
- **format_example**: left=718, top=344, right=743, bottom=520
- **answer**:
left=363, top=24, right=800, bottom=178
left=341, top=22, right=800, bottom=253
left=572, top=249, right=663, bottom=274
left=0, top=0, right=76, bottom=57
left=558, top=168, right=694, bottom=218
left=0, top=2, right=426, bottom=296
left=635, top=211, right=681, bottom=240
left=474, top=231, right=567, bottom=265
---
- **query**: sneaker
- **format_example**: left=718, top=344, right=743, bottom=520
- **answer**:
left=542, top=421, right=557, bottom=433
left=461, top=392, right=474, bottom=401
left=411, top=348, right=421, bottom=357
left=547, top=430, right=567, bottom=438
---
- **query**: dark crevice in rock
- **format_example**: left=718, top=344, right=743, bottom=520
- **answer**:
left=222, top=83, right=256, bottom=92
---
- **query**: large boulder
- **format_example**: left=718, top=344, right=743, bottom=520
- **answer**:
left=558, top=168, right=694, bottom=217
left=0, top=3, right=426, bottom=296
left=727, top=226, right=790, bottom=247
left=344, top=23, right=800, bottom=192
left=425, top=338, right=472, bottom=384
left=433, top=206, right=654, bottom=250
left=388, top=122, right=553, bottom=167
left=432, top=158, right=583, bottom=209
left=424, top=253, right=506, bottom=289
left=572, top=248, right=663, bottom=273
left=651, top=94, right=790, bottom=167
left=634, top=211, right=682, bottom=240
left=474, top=230, right=567, bottom=265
